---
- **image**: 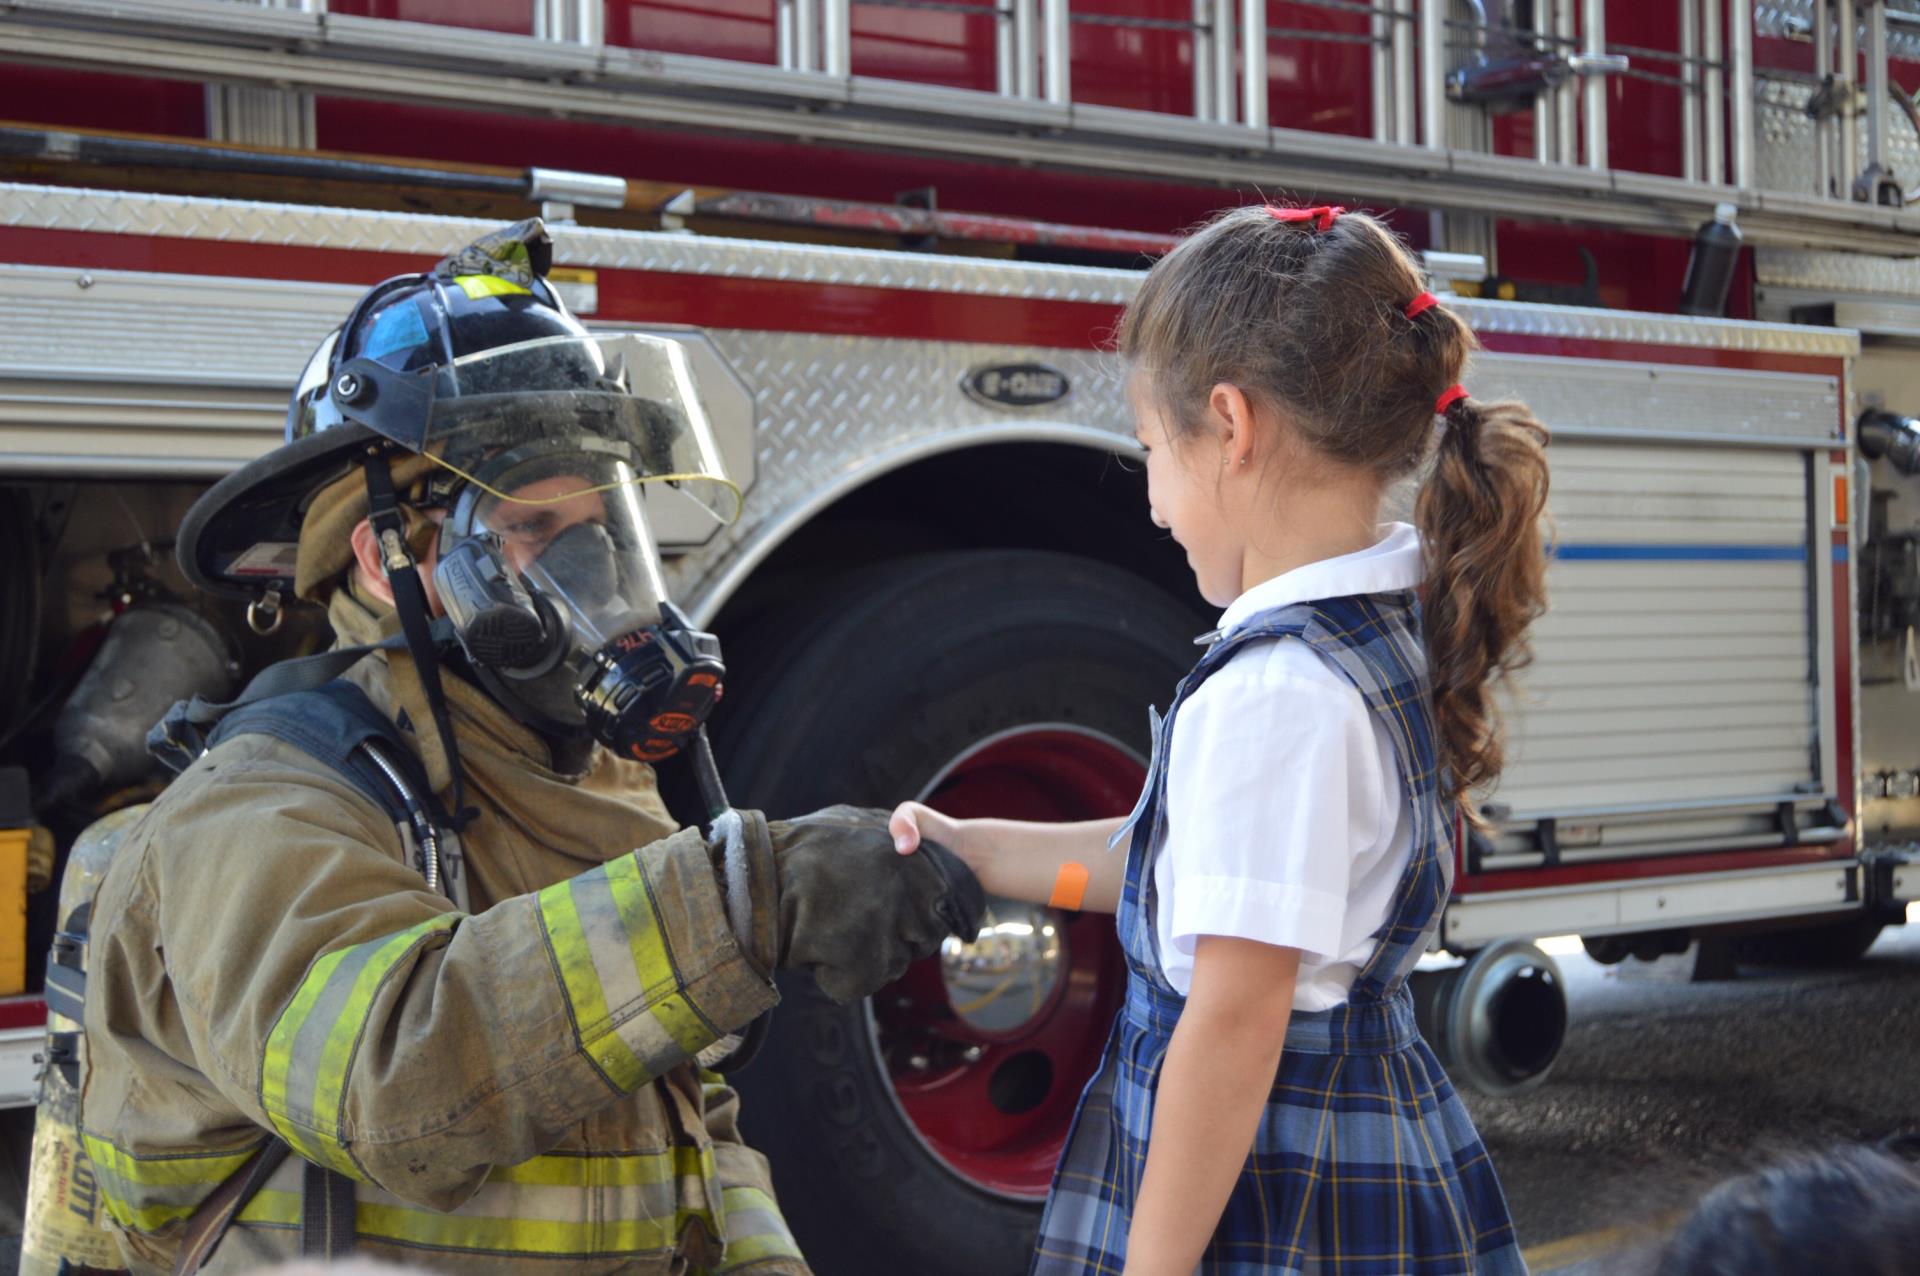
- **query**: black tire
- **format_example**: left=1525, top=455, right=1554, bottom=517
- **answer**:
left=713, top=550, right=1201, bottom=1276
left=1731, top=916, right=1887, bottom=968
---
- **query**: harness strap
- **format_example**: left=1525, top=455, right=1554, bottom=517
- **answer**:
left=145, top=621, right=456, bottom=778
left=301, top=1160, right=358, bottom=1261
left=170, top=1142, right=289, bottom=1276
left=364, top=453, right=475, bottom=830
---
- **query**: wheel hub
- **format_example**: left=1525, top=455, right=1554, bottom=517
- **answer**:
left=941, top=901, right=1067, bottom=1038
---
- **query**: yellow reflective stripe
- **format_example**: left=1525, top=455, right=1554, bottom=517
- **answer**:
left=238, top=1188, right=691, bottom=1255
left=538, top=858, right=720, bottom=1092
left=80, top=1134, right=258, bottom=1232
left=261, top=943, right=354, bottom=1168
left=235, top=1187, right=299, bottom=1226
left=603, top=854, right=711, bottom=1058
left=261, top=915, right=458, bottom=1177
left=308, top=917, right=456, bottom=1173
left=712, top=1185, right=804, bottom=1270
left=80, top=1135, right=256, bottom=1190
left=486, top=1145, right=713, bottom=1188
left=538, top=871, right=649, bottom=1089
left=370, top=1200, right=679, bottom=1255
left=453, top=274, right=532, bottom=300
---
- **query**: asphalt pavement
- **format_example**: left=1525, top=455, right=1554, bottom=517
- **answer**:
left=1478, top=920, right=1920, bottom=1274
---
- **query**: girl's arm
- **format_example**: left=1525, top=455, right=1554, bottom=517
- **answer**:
left=889, top=802, right=1130, bottom=913
left=1123, top=935, right=1302, bottom=1276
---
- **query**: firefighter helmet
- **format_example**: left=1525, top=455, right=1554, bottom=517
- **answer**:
left=175, top=218, right=586, bottom=601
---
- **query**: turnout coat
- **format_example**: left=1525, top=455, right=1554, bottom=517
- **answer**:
left=1031, top=592, right=1526, bottom=1276
left=79, top=587, right=804, bottom=1274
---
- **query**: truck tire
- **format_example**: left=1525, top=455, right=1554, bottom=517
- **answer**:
left=1731, top=916, right=1886, bottom=968
left=714, top=550, right=1201, bottom=1276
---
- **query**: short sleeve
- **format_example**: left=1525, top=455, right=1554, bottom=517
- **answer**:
left=1160, top=647, right=1386, bottom=962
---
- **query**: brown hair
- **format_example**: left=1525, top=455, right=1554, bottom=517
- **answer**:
left=1118, top=204, right=1550, bottom=819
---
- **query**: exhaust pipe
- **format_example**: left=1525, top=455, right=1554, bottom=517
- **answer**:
left=1412, top=939, right=1567, bottom=1098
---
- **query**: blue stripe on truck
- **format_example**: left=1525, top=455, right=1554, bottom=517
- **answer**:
left=1551, top=544, right=1808, bottom=563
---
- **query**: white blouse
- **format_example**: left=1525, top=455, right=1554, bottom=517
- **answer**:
left=1152, top=523, right=1425, bottom=1011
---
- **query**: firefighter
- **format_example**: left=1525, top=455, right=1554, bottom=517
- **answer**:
left=69, top=221, right=984, bottom=1274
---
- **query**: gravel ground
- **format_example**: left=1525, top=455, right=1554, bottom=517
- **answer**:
left=1472, top=922, right=1920, bottom=1272
left=2, top=925, right=1914, bottom=1275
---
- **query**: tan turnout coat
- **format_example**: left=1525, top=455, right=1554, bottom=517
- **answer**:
left=79, top=588, right=801, bottom=1274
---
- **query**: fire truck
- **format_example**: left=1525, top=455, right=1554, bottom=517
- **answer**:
left=3, top=1, right=1920, bottom=1272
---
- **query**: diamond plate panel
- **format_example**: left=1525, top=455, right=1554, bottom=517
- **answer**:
left=0, top=184, right=1868, bottom=356
left=662, top=329, right=1133, bottom=610
left=0, top=184, right=1141, bottom=305
left=1755, top=73, right=1920, bottom=199
left=1448, top=295, right=1857, bottom=357
left=1757, top=2, right=1920, bottom=62
left=1469, top=352, right=1843, bottom=447
left=1757, top=245, right=1920, bottom=294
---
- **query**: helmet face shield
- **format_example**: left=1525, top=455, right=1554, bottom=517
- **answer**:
left=437, top=451, right=673, bottom=730
left=339, top=332, right=740, bottom=527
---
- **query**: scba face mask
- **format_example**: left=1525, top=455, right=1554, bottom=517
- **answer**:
left=432, top=450, right=726, bottom=762
left=320, top=327, right=738, bottom=761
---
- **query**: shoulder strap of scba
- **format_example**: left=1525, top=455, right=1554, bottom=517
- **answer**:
left=58, top=654, right=468, bottom=1271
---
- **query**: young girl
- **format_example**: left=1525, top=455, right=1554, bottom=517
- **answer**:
left=892, top=204, right=1549, bottom=1275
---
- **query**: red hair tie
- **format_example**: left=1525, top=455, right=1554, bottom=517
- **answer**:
left=1435, top=384, right=1469, bottom=416
left=1404, top=291, right=1440, bottom=319
left=1265, top=204, right=1345, bottom=232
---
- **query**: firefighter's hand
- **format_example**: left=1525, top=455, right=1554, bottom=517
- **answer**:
left=765, top=806, right=986, bottom=1003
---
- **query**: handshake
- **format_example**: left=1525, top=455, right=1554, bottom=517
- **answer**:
left=709, top=805, right=986, bottom=1003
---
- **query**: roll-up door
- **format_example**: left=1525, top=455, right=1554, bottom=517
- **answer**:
left=1493, top=441, right=1821, bottom=819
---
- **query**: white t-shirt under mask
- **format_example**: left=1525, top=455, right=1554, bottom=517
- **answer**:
left=1152, top=522, right=1424, bottom=1011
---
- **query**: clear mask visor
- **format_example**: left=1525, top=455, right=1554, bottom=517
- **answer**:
left=461, top=456, right=671, bottom=649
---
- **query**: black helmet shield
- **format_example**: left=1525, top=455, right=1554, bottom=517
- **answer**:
left=179, top=218, right=736, bottom=602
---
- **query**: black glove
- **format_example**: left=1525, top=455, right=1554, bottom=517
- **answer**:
left=756, top=805, right=985, bottom=1003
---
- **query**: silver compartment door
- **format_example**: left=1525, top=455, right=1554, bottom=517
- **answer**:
left=1493, top=440, right=1823, bottom=819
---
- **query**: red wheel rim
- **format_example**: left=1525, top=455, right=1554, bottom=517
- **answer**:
left=868, top=728, right=1143, bottom=1200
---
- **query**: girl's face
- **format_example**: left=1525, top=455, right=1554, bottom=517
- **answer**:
left=1132, top=378, right=1246, bottom=609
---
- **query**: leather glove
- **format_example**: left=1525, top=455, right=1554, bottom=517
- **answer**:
left=712, top=806, right=985, bottom=1004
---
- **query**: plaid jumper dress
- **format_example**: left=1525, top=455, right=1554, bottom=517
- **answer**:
left=1031, top=591, right=1526, bottom=1276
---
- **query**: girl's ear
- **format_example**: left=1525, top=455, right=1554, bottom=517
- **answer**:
left=1206, top=381, right=1258, bottom=469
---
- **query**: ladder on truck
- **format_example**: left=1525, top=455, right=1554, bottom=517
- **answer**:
left=4, top=1, right=1920, bottom=255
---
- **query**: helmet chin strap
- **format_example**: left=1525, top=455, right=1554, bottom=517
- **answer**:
left=364, top=450, right=477, bottom=831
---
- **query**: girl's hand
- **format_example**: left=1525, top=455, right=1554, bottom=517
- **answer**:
left=889, top=807, right=1128, bottom=912
left=888, top=801, right=970, bottom=862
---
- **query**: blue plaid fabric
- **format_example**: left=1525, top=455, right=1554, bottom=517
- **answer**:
left=1030, top=592, right=1526, bottom=1276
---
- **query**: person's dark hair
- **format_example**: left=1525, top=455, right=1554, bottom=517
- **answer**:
left=1652, top=1142, right=1920, bottom=1276
left=1116, top=204, right=1551, bottom=819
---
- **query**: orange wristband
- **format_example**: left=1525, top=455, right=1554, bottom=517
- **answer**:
left=1048, top=861, right=1090, bottom=911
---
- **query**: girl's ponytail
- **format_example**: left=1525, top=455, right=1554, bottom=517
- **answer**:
left=1414, top=395, right=1551, bottom=823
